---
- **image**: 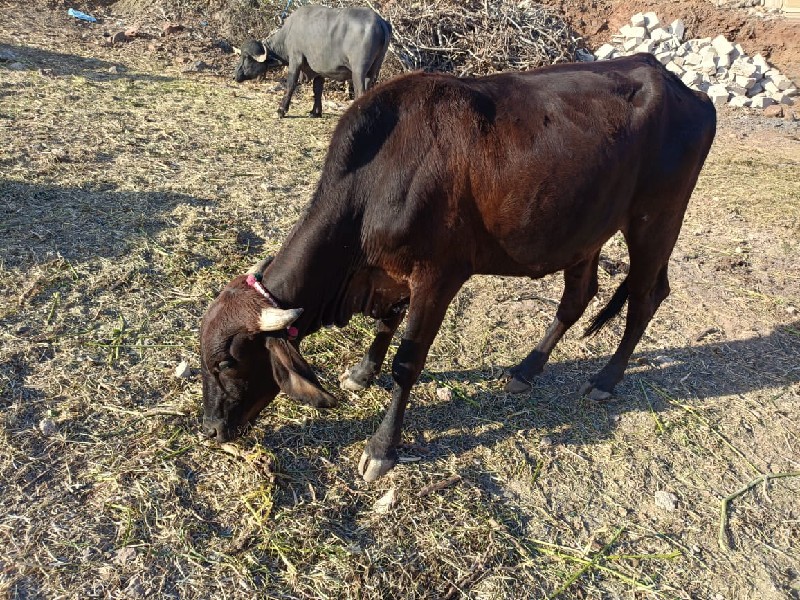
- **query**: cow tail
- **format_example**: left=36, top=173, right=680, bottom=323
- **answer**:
left=583, top=278, right=629, bottom=337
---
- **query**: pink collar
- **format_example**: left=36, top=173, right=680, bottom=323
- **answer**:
left=246, top=273, right=299, bottom=340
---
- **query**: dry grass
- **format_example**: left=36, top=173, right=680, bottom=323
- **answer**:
left=2, top=4, right=800, bottom=599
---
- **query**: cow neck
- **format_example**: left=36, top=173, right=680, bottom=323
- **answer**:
left=265, top=28, right=289, bottom=63
left=260, top=208, right=362, bottom=338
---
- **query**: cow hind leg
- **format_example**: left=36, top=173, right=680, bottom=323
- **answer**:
left=340, top=310, right=405, bottom=392
left=506, top=252, right=600, bottom=393
left=581, top=219, right=679, bottom=400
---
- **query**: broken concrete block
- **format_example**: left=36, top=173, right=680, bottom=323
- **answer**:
left=700, top=55, right=718, bottom=74
left=620, top=25, right=648, bottom=42
left=717, top=53, right=732, bottom=69
left=643, top=12, right=661, bottom=31
left=595, top=43, right=616, bottom=60
left=735, top=75, right=757, bottom=89
left=707, top=84, right=730, bottom=106
left=729, top=96, right=751, bottom=108
left=623, top=38, right=639, bottom=52
left=747, top=82, right=765, bottom=97
left=711, top=35, right=735, bottom=57
left=681, top=70, right=702, bottom=87
left=772, top=92, right=794, bottom=105
left=731, top=60, right=758, bottom=78
left=752, top=53, right=770, bottom=72
left=655, top=52, right=672, bottom=65
left=684, top=52, right=701, bottom=66
left=659, top=37, right=680, bottom=52
left=785, top=88, right=799, bottom=97
left=749, top=95, right=775, bottom=109
left=670, top=19, right=685, bottom=41
left=666, top=61, right=685, bottom=76
left=635, top=39, right=657, bottom=53
left=650, top=27, right=672, bottom=43
left=631, top=12, right=647, bottom=27
left=728, top=83, right=748, bottom=96
left=700, top=44, right=718, bottom=57
left=772, top=74, right=793, bottom=91
left=764, top=80, right=780, bottom=94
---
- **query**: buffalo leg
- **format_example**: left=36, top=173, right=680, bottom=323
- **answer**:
left=581, top=219, right=679, bottom=400
left=364, top=48, right=387, bottom=92
left=351, top=67, right=368, bottom=100
left=358, top=272, right=465, bottom=482
left=277, top=61, right=302, bottom=117
left=339, top=310, right=405, bottom=391
left=506, top=252, right=601, bottom=393
left=309, top=76, right=324, bottom=118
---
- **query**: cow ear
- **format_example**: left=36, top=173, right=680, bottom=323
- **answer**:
left=266, top=338, right=338, bottom=409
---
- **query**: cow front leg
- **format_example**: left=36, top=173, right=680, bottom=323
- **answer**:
left=277, top=62, right=302, bottom=117
left=309, top=76, right=324, bottom=118
left=340, top=310, right=405, bottom=392
left=358, top=273, right=465, bottom=482
left=506, top=253, right=600, bottom=393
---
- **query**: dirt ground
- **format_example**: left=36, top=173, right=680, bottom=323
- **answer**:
left=1, top=1, right=799, bottom=599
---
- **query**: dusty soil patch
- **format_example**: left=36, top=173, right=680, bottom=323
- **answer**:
left=1, top=2, right=799, bottom=599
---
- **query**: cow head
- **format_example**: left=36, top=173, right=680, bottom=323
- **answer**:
left=232, top=39, right=281, bottom=83
left=199, top=261, right=338, bottom=442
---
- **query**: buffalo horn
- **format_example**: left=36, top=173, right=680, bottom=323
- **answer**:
left=232, top=46, right=241, bottom=56
left=253, top=43, right=269, bottom=63
left=259, top=307, right=303, bottom=332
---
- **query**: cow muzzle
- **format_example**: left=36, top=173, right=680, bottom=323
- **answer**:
left=202, top=417, right=230, bottom=441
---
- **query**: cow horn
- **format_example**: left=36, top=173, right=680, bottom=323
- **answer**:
left=246, top=256, right=272, bottom=275
left=232, top=46, right=241, bottom=55
left=259, top=307, right=303, bottom=332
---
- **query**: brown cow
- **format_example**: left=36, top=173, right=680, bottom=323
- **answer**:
left=200, top=54, right=716, bottom=482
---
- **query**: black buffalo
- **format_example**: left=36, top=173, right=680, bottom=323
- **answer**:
left=233, top=5, right=391, bottom=117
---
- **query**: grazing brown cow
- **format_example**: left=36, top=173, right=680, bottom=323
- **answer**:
left=200, top=54, right=716, bottom=482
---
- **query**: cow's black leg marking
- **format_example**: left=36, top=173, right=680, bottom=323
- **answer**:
left=340, top=311, right=405, bottom=392
left=359, top=272, right=465, bottom=482
left=506, top=252, right=600, bottom=393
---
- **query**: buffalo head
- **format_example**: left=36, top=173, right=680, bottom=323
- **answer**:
left=232, top=40, right=281, bottom=83
left=199, top=261, right=337, bottom=442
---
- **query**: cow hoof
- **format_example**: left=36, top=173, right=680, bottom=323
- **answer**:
left=339, top=368, right=368, bottom=392
left=579, top=381, right=613, bottom=401
left=358, top=449, right=397, bottom=482
left=276, top=108, right=286, bottom=118
left=309, top=111, right=322, bottom=118
left=504, top=376, right=531, bottom=394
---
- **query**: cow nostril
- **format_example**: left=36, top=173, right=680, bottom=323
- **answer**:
left=202, top=419, right=224, bottom=439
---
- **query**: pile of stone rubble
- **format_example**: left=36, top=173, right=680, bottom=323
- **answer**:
left=587, top=12, right=797, bottom=110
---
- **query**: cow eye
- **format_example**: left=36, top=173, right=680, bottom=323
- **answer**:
left=218, top=359, right=235, bottom=371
